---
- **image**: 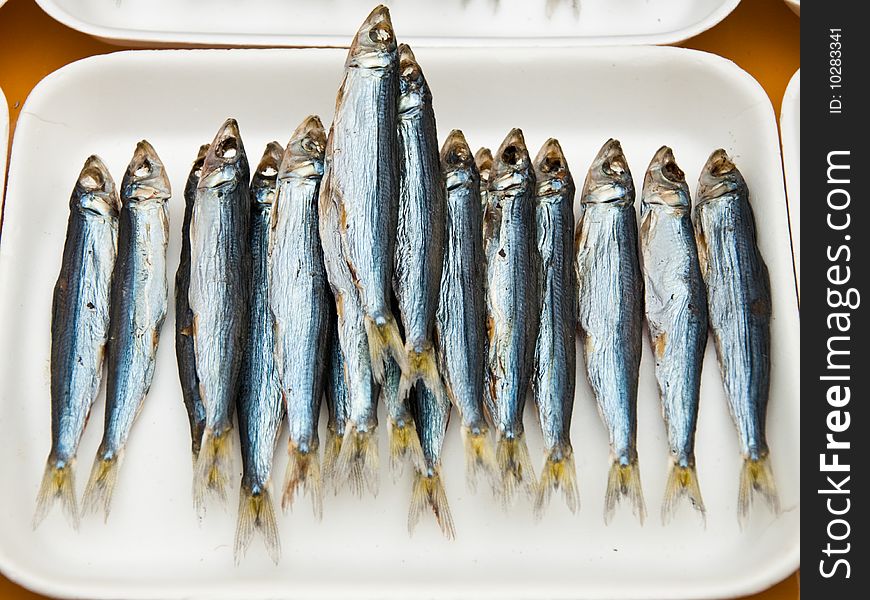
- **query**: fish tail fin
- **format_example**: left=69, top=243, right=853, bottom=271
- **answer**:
left=322, top=428, right=344, bottom=492
left=365, top=314, right=406, bottom=385
left=82, top=453, right=123, bottom=523
left=398, top=346, right=443, bottom=401
left=495, top=434, right=537, bottom=506
left=282, top=443, right=323, bottom=520
left=738, top=455, right=780, bottom=528
left=335, top=426, right=379, bottom=497
left=192, top=428, right=234, bottom=517
left=661, top=462, right=706, bottom=525
left=534, top=446, right=579, bottom=518
left=34, top=460, right=79, bottom=530
left=387, top=416, right=425, bottom=480
left=408, top=467, right=456, bottom=540
left=460, top=425, right=497, bottom=494
left=234, top=486, right=281, bottom=566
left=604, top=458, right=647, bottom=525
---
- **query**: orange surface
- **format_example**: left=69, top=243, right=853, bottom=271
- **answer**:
left=0, top=0, right=799, bottom=598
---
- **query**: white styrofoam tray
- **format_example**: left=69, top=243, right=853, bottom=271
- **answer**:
left=34, top=0, right=741, bottom=48
left=781, top=69, right=799, bottom=298
left=0, top=47, right=798, bottom=600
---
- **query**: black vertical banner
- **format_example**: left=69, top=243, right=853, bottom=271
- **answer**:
left=802, top=3, right=866, bottom=599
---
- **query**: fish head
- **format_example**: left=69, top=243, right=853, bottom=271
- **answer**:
left=398, top=44, right=431, bottom=116
left=347, top=5, right=397, bottom=70
left=696, top=149, right=747, bottom=204
left=200, top=118, right=249, bottom=190
left=491, top=128, right=533, bottom=194
left=440, top=129, right=477, bottom=191
left=534, top=138, right=574, bottom=200
left=642, top=146, right=689, bottom=208
left=475, top=147, right=493, bottom=175
left=190, top=144, right=210, bottom=181
left=581, top=138, right=635, bottom=206
left=279, top=115, right=326, bottom=180
left=251, top=141, right=284, bottom=206
left=122, top=140, right=171, bottom=204
left=74, top=155, right=119, bottom=218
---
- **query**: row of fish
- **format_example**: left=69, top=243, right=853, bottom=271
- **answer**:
left=35, top=4, right=779, bottom=565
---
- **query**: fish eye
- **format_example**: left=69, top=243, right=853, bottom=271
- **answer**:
left=301, top=136, right=321, bottom=155
left=369, top=24, right=392, bottom=44
left=502, top=145, right=521, bottom=166
left=219, top=138, right=238, bottom=159
left=134, top=161, right=152, bottom=178
left=662, top=161, right=684, bottom=182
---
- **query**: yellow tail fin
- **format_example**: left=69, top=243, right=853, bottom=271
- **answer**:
left=387, top=416, right=425, bottom=480
left=282, top=443, right=323, bottom=520
left=738, top=455, right=780, bottom=529
left=234, top=487, right=281, bottom=566
left=661, top=463, right=705, bottom=525
left=322, top=429, right=343, bottom=493
left=496, top=434, right=537, bottom=506
left=604, top=459, right=646, bottom=525
left=192, top=428, right=234, bottom=517
left=397, top=346, right=444, bottom=403
left=82, top=453, right=123, bottom=523
left=460, top=425, right=497, bottom=494
left=364, top=315, right=406, bottom=385
left=408, top=468, right=455, bottom=540
left=335, top=426, right=379, bottom=497
left=34, top=460, right=79, bottom=530
left=535, top=448, right=579, bottom=517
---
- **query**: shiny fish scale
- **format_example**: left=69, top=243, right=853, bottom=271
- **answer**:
left=438, top=141, right=487, bottom=433
left=575, top=202, right=643, bottom=463
left=695, top=189, right=770, bottom=460
left=100, top=151, right=169, bottom=458
left=239, top=144, right=284, bottom=494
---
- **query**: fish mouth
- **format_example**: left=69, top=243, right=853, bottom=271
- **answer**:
left=348, top=5, right=396, bottom=69
left=124, top=140, right=170, bottom=202
left=76, top=155, right=119, bottom=216
left=279, top=115, right=326, bottom=180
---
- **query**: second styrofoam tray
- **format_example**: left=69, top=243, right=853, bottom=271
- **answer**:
left=35, top=0, right=741, bottom=47
left=781, top=69, right=799, bottom=298
left=0, top=47, right=798, bottom=600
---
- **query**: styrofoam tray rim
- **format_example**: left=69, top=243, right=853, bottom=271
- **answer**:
left=1, top=85, right=9, bottom=219
left=33, top=0, right=742, bottom=47
left=0, top=46, right=797, bottom=600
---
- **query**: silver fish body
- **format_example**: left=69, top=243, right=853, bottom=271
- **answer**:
left=475, top=146, right=493, bottom=216
left=269, top=116, right=329, bottom=516
left=175, top=144, right=210, bottom=459
left=323, top=5, right=404, bottom=382
left=189, top=118, right=251, bottom=512
left=84, top=141, right=171, bottom=520
left=408, top=383, right=454, bottom=539
left=639, top=146, right=707, bottom=523
left=437, top=130, right=494, bottom=491
left=36, top=156, right=119, bottom=529
left=485, top=129, right=540, bottom=502
left=694, top=149, right=778, bottom=524
left=235, top=142, right=284, bottom=566
left=575, top=139, right=645, bottom=523
left=531, top=139, right=578, bottom=515
left=319, top=116, right=382, bottom=498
